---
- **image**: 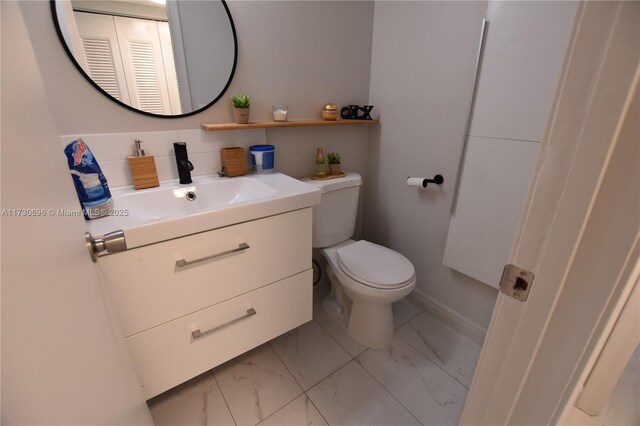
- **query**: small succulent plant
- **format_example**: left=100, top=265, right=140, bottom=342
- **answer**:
left=230, top=93, right=250, bottom=108
left=327, top=152, right=341, bottom=164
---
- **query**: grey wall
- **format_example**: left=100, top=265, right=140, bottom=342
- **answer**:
left=365, top=1, right=498, bottom=328
left=172, top=0, right=235, bottom=111
left=22, top=0, right=374, bottom=228
left=22, top=0, right=501, bottom=328
left=21, top=1, right=374, bottom=134
left=22, top=0, right=374, bottom=277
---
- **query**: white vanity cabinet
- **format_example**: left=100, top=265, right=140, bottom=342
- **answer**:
left=98, top=208, right=313, bottom=399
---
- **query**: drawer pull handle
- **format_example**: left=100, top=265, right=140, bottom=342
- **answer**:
left=191, top=308, right=257, bottom=340
left=176, top=242, right=250, bottom=268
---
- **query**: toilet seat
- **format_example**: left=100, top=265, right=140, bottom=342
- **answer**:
left=336, top=240, right=415, bottom=290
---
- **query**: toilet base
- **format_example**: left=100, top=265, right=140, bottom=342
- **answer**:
left=324, top=266, right=395, bottom=349
left=322, top=296, right=350, bottom=329
left=347, top=299, right=395, bottom=349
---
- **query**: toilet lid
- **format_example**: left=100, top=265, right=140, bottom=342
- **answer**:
left=337, top=240, right=415, bottom=289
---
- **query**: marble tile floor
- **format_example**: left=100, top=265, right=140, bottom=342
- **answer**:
left=148, top=293, right=482, bottom=426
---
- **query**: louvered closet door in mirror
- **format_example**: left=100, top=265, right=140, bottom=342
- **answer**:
left=51, top=0, right=238, bottom=118
left=113, top=16, right=175, bottom=115
left=73, top=12, right=130, bottom=104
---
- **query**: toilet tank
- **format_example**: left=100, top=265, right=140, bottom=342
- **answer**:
left=301, top=173, right=362, bottom=248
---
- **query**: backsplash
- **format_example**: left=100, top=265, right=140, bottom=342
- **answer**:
left=59, top=129, right=266, bottom=187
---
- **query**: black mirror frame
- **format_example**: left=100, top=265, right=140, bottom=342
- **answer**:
left=50, top=0, right=238, bottom=119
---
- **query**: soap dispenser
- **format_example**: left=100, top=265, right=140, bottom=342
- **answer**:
left=128, top=139, right=159, bottom=189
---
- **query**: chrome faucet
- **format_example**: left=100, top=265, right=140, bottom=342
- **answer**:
left=173, top=142, right=194, bottom=184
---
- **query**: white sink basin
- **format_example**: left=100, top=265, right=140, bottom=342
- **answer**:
left=87, top=173, right=320, bottom=249
left=115, top=177, right=277, bottom=222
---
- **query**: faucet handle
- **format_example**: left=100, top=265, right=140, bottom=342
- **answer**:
left=181, top=159, right=194, bottom=172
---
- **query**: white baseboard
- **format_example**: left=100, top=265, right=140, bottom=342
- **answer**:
left=408, top=289, right=487, bottom=345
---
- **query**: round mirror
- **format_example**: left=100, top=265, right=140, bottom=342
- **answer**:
left=51, top=0, right=237, bottom=118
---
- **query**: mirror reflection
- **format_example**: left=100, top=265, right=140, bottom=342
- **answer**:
left=53, top=0, right=237, bottom=117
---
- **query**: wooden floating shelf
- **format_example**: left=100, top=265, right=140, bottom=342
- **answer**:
left=201, top=118, right=379, bottom=131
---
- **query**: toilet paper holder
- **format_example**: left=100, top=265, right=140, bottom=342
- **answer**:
left=407, top=175, right=444, bottom=188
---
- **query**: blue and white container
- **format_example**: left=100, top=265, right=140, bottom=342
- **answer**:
left=64, top=138, right=113, bottom=220
left=249, top=144, right=275, bottom=174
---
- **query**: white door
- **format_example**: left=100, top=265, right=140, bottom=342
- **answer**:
left=461, top=1, right=640, bottom=424
left=75, top=12, right=182, bottom=115
left=113, top=15, right=174, bottom=115
left=73, top=11, right=131, bottom=104
left=2, top=2, right=152, bottom=423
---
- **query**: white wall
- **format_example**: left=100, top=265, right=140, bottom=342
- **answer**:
left=20, top=0, right=374, bottom=234
left=1, top=2, right=152, bottom=423
left=13, top=0, right=577, bottom=346
left=71, top=0, right=168, bottom=20
left=22, top=0, right=373, bottom=225
left=365, top=1, right=499, bottom=328
left=20, top=1, right=374, bottom=133
left=171, top=0, right=236, bottom=111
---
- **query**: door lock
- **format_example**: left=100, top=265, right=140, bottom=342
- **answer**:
left=86, top=230, right=127, bottom=262
left=499, top=264, right=534, bottom=302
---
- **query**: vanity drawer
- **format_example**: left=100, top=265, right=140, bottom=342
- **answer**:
left=99, top=208, right=311, bottom=337
left=127, top=269, right=312, bottom=400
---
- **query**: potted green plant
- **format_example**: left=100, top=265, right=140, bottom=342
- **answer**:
left=230, top=93, right=250, bottom=124
left=328, top=152, right=341, bottom=175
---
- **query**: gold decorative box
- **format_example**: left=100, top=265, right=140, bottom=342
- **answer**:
left=322, top=103, right=338, bottom=121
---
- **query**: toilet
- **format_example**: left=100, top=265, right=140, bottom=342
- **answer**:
left=302, top=173, right=416, bottom=348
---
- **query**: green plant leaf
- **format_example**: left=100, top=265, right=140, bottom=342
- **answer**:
left=230, top=93, right=250, bottom=108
